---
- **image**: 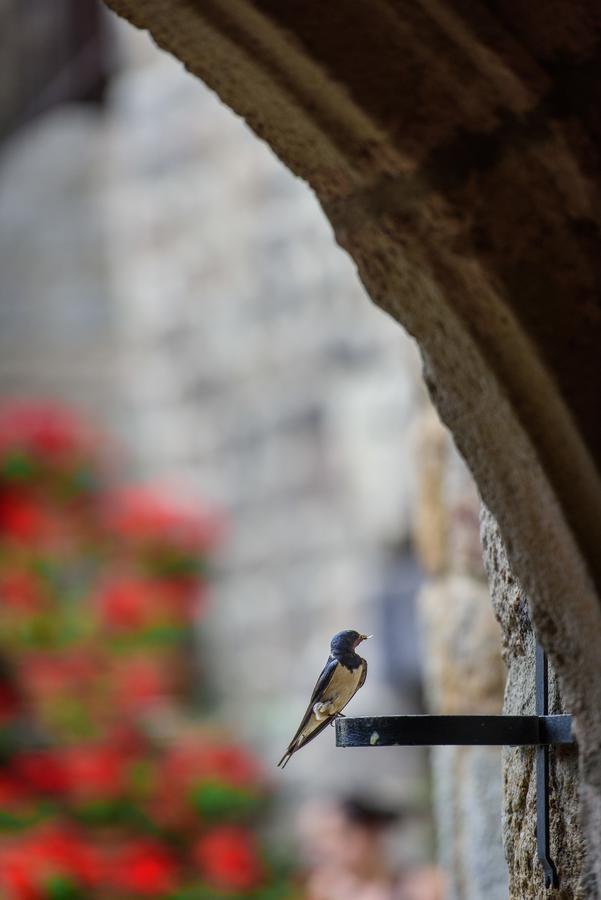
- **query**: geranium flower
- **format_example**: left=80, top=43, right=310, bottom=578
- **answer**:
left=0, top=671, right=21, bottom=723
left=193, top=826, right=264, bottom=892
left=0, top=841, right=42, bottom=900
left=0, top=401, right=104, bottom=504
left=95, top=577, right=192, bottom=635
left=162, top=741, right=263, bottom=791
left=0, top=401, right=92, bottom=460
left=0, top=567, right=43, bottom=611
left=0, top=772, right=32, bottom=815
left=0, top=493, right=51, bottom=542
left=110, top=655, right=172, bottom=710
left=152, top=739, right=264, bottom=827
left=61, top=744, right=129, bottom=802
left=109, top=840, right=179, bottom=895
left=35, top=828, right=103, bottom=885
left=0, top=827, right=102, bottom=899
left=14, top=751, right=68, bottom=795
left=0, top=772, right=52, bottom=833
left=103, top=486, right=222, bottom=580
left=105, top=486, right=220, bottom=547
left=20, top=651, right=106, bottom=719
left=0, top=402, right=298, bottom=898
left=95, top=578, right=158, bottom=631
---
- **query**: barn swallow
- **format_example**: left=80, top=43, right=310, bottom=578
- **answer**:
left=277, top=630, right=371, bottom=769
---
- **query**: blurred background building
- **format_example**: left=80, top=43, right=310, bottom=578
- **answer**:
left=0, top=2, right=508, bottom=896
left=0, top=1, right=426, bottom=796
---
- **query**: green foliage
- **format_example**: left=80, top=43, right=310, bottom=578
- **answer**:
left=190, top=780, right=263, bottom=823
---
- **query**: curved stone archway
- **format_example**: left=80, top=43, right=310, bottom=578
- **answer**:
left=104, top=2, right=601, bottom=894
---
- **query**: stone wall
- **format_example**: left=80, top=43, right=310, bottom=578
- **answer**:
left=0, top=108, right=117, bottom=422
left=481, top=510, right=584, bottom=899
left=415, top=410, right=507, bottom=899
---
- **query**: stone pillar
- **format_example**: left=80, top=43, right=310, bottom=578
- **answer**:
left=414, top=410, right=508, bottom=899
left=481, top=508, right=584, bottom=899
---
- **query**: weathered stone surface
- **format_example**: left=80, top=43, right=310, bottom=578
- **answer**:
left=415, top=412, right=506, bottom=896
left=419, top=575, right=505, bottom=717
left=0, top=110, right=118, bottom=420
left=101, top=1, right=601, bottom=892
left=413, top=408, right=449, bottom=577
left=482, top=507, right=585, bottom=898
left=432, top=746, right=508, bottom=900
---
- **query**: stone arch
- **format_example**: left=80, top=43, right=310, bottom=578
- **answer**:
left=105, top=2, right=601, bottom=894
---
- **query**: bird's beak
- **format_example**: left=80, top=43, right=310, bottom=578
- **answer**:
left=359, top=634, right=373, bottom=642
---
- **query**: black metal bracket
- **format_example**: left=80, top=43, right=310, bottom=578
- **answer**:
left=335, top=713, right=572, bottom=747
left=335, top=642, right=573, bottom=889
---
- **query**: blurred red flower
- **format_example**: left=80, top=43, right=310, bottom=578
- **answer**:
left=0, top=399, right=292, bottom=898
left=111, top=655, right=172, bottom=710
left=0, top=772, right=29, bottom=807
left=0, top=493, right=50, bottom=542
left=0, top=676, right=21, bottom=722
left=95, top=577, right=194, bottom=633
left=37, top=828, right=103, bottom=883
left=96, top=578, right=158, bottom=631
left=0, top=400, right=96, bottom=462
left=61, top=744, right=130, bottom=802
left=109, top=840, right=179, bottom=895
left=13, top=752, right=68, bottom=795
left=104, top=486, right=222, bottom=558
left=0, top=771, right=47, bottom=834
left=152, top=739, right=264, bottom=829
left=20, top=651, right=104, bottom=707
left=162, top=740, right=262, bottom=791
left=0, top=568, right=43, bottom=611
left=193, top=826, right=264, bottom=892
left=0, top=827, right=102, bottom=899
left=0, top=401, right=106, bottom=514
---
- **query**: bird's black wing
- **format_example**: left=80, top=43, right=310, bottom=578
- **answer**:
left=277, top=657, right=338, bottom=767
left=357, top=658, right=367, bottom=690
left=308, top=655, right=338, bottom=705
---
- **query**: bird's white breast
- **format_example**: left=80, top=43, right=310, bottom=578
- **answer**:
left=314, top=661, right=363, bottom=719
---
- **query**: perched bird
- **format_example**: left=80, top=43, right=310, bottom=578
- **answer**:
left=277, top=630, right=371, bottom=769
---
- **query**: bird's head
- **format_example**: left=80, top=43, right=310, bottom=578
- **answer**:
left=330, top=630, right=372, bottom=656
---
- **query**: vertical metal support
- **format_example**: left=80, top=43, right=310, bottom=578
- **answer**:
left=336, top=641, right=572, bottom=890
left=536, top=642, right=559, bottom=889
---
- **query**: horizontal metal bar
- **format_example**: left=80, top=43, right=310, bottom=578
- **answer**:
left=335, top=715, right=574, bottom=747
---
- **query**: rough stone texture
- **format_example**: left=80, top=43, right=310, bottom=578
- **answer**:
left=482, top=507, right=584, bottom=899
left=101, top=2, right=601, bottom=892
left=420, top=575, right=505, bottom=717
left=413, top=408, right=449, bottom=577
left=432, top=745, right=507, bottom=900
left=415, top=411, right=507, bottom=898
